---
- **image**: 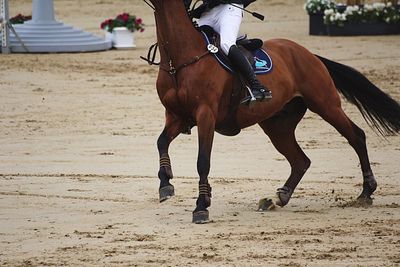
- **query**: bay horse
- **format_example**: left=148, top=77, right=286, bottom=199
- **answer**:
left=148, top=0, right=400, bottom=223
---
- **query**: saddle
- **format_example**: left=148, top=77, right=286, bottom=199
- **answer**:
left=199, top=25, right=273, bottom=75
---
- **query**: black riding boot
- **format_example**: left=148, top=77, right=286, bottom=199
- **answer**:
left=228, top=45, right=272, bottom=103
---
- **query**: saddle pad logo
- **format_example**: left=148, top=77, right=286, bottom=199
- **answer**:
left=253, top=50, right=273, bottom=75
left=255, top=57, right=268, bottom=69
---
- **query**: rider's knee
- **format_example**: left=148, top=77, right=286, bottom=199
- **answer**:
left=220, top=42, right=234, bottom=55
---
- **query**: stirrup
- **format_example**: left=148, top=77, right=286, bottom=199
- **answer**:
left=241, top=88, right=272, bottom=105
left=257, top=88, right=272, bottom=101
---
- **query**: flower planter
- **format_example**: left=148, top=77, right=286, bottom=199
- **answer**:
left=309, top=13, right=327, bottom=35
left=309, top=14, right=400, bottom=36
left=326, top=22, right=400, bottom=36
left=106, top=27, right=136, bottom=49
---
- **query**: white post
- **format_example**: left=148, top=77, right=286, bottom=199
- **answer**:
left=1, top=0, right=10, bottom=54
left=31, top=0, right=56, bottom=23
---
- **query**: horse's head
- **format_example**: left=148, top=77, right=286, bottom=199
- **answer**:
left=147, top=0, right=196, bottom=42
left=148, top=0, right=186, bottom=11
left=147, top=0, right=206, bottom=71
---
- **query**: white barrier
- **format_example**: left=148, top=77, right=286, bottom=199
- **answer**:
left=3, top=0, right=111, bottom=53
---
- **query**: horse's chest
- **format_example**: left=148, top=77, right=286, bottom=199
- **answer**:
left=159, top=88, right=191, bottom=115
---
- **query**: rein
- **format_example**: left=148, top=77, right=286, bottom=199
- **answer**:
left=140, top=42, right=211, bottom=78
left=140, top=43, right=160, bottom=65
left=160, top=49, right=210, bottom=75
left=142, top=0, right=155, bottom=10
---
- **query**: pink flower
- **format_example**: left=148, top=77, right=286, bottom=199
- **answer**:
left=117, top=13, right=129, bottom=22
left=122, top=14, right=129, bottom=22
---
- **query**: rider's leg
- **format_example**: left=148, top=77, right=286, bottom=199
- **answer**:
left=218, top=4, right=272, bottom=101
left=227, top=45, right=272, bottom=101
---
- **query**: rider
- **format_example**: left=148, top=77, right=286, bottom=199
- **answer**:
left=184, top=0, right=272, bottom=102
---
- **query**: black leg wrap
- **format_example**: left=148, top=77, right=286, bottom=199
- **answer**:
left=275, top=186, right=293, bottom=207
left=160, top=154, right=171, bottom=169
left=193, top=184, right=212, bottom=224
left=362, top=172, right=377, bottom=195
left=159, top=153, right=173, bottom=186
left=158, top=153, right=174, bottom=201
left=199, top=183, right=212, bottom=198
left=196, top=183, right=212, bottom=209
left=357, top=172, right=377, bottom=205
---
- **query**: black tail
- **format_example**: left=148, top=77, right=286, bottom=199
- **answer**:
left=316, top=55, right=400, bottom=136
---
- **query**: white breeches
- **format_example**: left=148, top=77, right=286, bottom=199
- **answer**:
left=198, top=4, right=243, bottom=55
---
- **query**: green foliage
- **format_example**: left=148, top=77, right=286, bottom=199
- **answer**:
left=10, top=14, right=32, bottom=24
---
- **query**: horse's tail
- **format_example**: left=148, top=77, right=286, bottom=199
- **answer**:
left=316, top=55, right=400, bottom=136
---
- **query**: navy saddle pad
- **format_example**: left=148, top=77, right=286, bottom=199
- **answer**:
left=200, top=27, right=273, bottom=75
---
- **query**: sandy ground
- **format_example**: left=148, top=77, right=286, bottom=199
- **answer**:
left=0, top=0, right=399, bottom=266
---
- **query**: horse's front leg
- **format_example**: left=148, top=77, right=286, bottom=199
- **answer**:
left=192, top=105, right=216, bottom=224
left=158, top=111, right=185, bottom=202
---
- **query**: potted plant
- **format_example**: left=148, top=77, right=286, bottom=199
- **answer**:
left=100, top=13, right=145, bottom=49
left=304, top=0, right=337, bottom=35
left=323, top=2, right=400, bottom=35
left=305, top=0, right=400, bottom=36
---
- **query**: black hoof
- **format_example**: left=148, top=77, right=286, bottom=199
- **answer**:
left=258, top=198, right=276, bottom=211
left=192, top=210, right=209, bottom=224
left=356, top=195, right=373, bottom=206
left=159, top=185, right=174, bottom=202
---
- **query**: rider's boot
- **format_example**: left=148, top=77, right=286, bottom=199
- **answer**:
left=228, top=45, right=272, bottom=103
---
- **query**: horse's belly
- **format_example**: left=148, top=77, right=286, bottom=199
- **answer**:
left=215, top=125, right=241, bottom=136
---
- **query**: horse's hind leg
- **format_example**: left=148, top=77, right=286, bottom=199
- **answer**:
left=306, top=90, right=377, bottom=205
left=258, top=97, right=310, bottom=209
left=157, top=111, right=185, bottom=202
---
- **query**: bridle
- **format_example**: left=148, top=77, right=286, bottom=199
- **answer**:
left=141, top=0, right=212, bottom=87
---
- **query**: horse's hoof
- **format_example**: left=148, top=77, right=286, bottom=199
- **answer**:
left=192, top=210, right=209, bottom=224
left=258, top=198, right=276, bottom=211
left=159, top=185, right=174, bottom=202
left=356, top=195, right=373, bottom=206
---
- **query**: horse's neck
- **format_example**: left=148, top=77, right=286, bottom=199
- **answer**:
left=154, top=1, right=204, bottom=65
